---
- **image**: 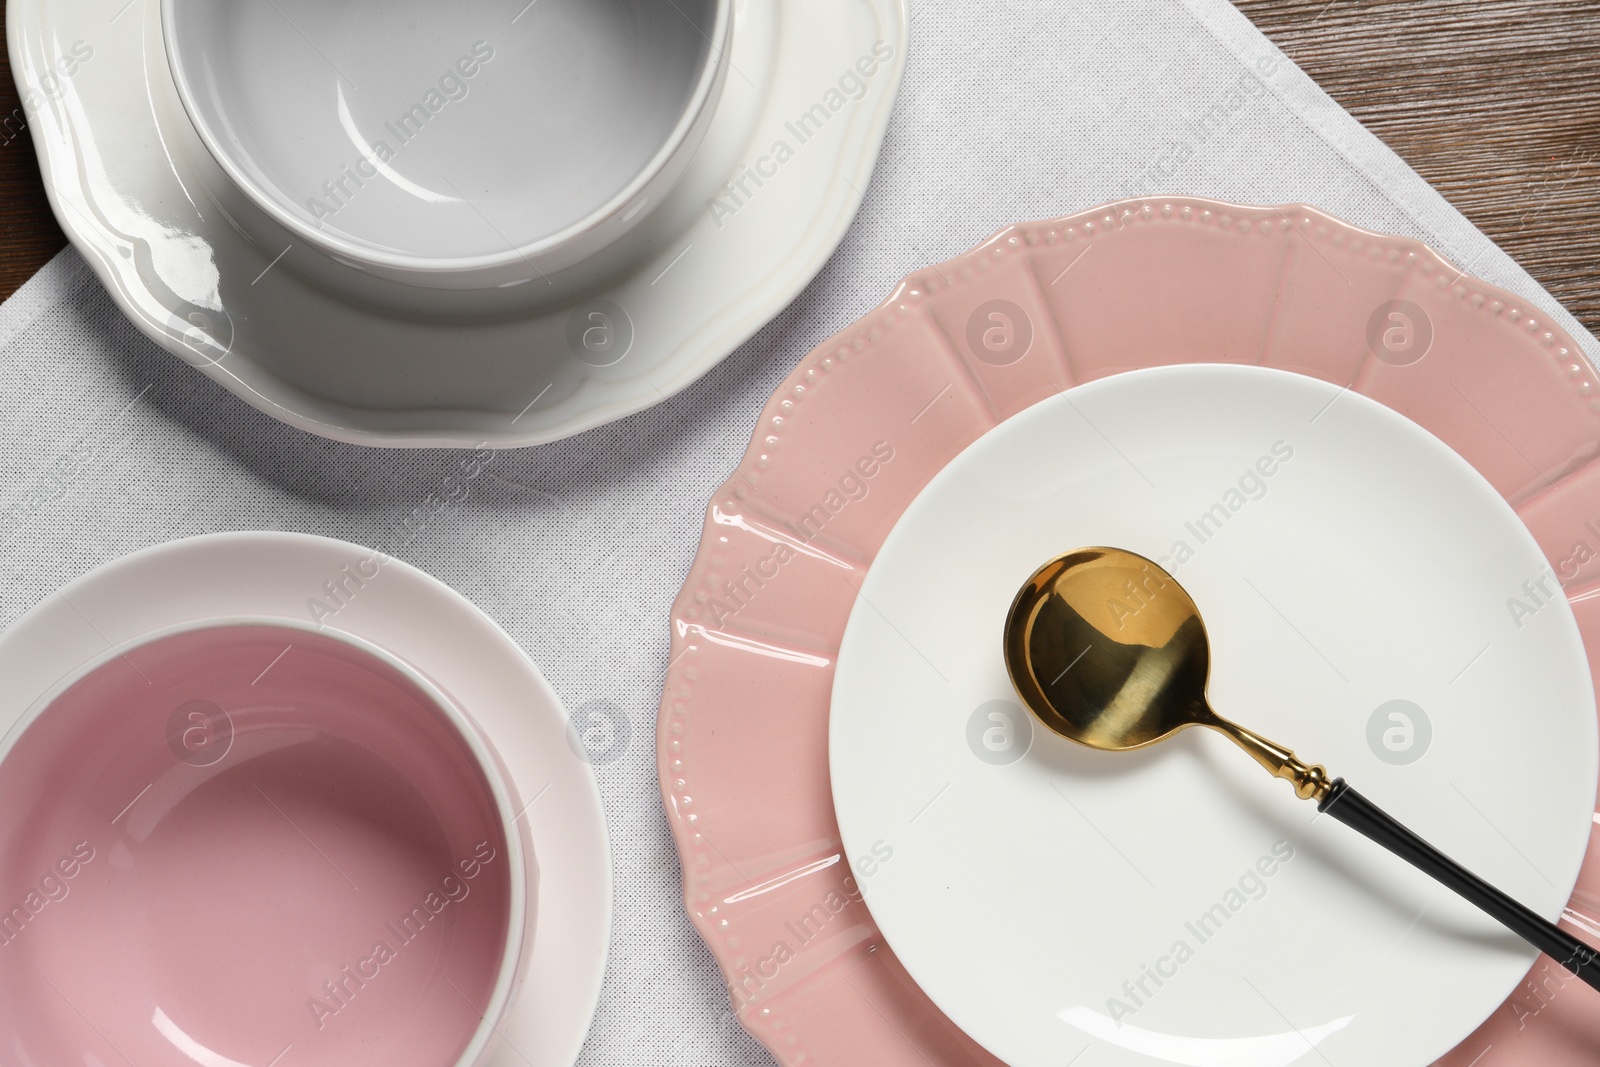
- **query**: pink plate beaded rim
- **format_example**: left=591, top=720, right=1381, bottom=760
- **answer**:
left=656, top=197, right=1600, bottom=1066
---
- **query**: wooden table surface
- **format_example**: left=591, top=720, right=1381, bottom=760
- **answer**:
left=1, top=1, right=1596, bottom=334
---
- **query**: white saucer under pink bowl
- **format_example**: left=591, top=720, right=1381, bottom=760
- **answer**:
left=0, top=617, right=535, bottom=1067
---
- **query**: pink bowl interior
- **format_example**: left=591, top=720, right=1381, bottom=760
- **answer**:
left=0, top=624, right=513, bottom=1067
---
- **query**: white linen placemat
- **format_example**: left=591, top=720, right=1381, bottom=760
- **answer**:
left=2, top=0, right=1594, bottom=1062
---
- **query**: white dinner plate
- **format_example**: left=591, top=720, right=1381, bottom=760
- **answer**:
left=6, top=0, right=908, bottom=446
left=0, top=532, right=610, bottom=1067
left=830, top=364, right=1597, bottom=1067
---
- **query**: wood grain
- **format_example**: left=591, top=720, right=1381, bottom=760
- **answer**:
left=1234, top=0, right=1600, bottom=336
left=0, top=14, right=66, bottom=305
left=0, top=1, right=1595, bottom=334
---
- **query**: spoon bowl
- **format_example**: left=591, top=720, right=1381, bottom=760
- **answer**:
left=1004, top=547, right=1211, bottom=751
left=1004, top=546, right=1332, bottom=798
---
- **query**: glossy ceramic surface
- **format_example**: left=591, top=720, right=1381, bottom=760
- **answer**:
left=6, top=0, right=907, bottom=446
left=0, top=533, right=610, bottom=1067
left=0, top=620, right=528, bottom=1067
left=659, top=198, right=1600, bottom=1066
left=830, top=365, right=1597, bottom=1067
left=163, top=0, right=730, bottom=287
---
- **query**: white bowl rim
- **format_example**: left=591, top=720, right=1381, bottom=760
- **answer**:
left=157, top=0, right=734, bottom=277
left=0, top=613, right=532, bottom=1067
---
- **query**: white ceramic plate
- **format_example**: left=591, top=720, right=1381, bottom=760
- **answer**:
left=0, top=533, right=610, bottom=1067
left=5, top=0, right=908, bottom=446
left=830, top=365, right=1597, bottom=1067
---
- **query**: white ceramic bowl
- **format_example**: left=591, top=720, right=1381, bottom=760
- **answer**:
left=161, top=0, right=731, bottom=289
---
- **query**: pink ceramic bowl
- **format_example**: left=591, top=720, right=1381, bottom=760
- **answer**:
left=0, top=618, right=534, bottom=1067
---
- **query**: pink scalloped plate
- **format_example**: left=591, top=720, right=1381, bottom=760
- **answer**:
left=657, top=197, right=1600, bottom=1066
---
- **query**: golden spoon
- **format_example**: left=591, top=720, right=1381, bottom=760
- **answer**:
left=1004, top=546, right=1600, bottom=991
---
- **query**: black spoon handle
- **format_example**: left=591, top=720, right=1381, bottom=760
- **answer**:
left=1318, top=778, right=1600, bottom=993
